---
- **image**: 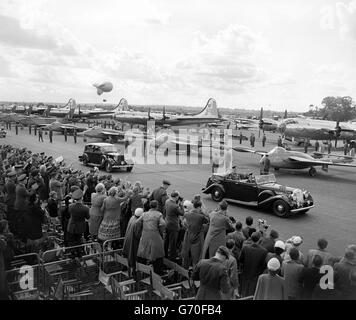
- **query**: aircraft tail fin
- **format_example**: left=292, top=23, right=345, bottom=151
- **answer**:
left=194, top=98, right=219, bottom=118
left=113, top=98, right=129, bottom=112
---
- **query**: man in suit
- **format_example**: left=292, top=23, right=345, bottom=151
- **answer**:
left=193, top=246, right=231, bottom=300
left=239, top=231, right=268, bottom=297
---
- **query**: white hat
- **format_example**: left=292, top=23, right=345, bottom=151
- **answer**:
left=134, top=208, right=144, bottom=217
left=267, top=258, right=281, bottom=271
left=292, top=236, right=303, bottom=245
left=274, top=240, right=286, bottom=251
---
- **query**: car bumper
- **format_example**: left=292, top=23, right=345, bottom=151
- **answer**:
left=291, top=205, right=314, bottom=213
left=111, top=164, right=133, bottom=168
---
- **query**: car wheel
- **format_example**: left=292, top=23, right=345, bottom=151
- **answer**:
left=211, top=186, right=224, bottom=202
left=126, top=166, right=133, bottom=172
left=100, top=156, right=106, bottom=169
left=272, top=200, right=290, bottom=218
left=105, top=162, right=113, bottom=173
left=308, top=167, right=317, bottom=177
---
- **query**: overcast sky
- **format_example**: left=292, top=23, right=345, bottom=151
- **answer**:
left=0, top=0, right=355, bottom=111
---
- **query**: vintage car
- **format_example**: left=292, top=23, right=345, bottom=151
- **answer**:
left=78, top=142, right=134, bottom=173
left=202, top=173, right=314, bottom=217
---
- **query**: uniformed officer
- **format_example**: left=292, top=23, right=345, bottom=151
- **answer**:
left=34, top=125, right=37, bottom=136
left=64, top=128, right=68, bottom=142
left=38, top=128, right=43, bottom=142
left=239, top=132, right=243, bottom=144
left=15, top=123, right=18, bottom=135
left=49, top=130, right=53, bottom=143
left=262, top=133, right=267, bottom=147
left=29, top=125, right=32, bottom=135
left=73, top=129, right=77, bottom=144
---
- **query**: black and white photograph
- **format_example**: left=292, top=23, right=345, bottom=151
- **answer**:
left=0, top=0, right=355, bottom=308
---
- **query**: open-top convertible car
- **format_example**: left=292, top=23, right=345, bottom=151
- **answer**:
left=202, top=172, right=314, bottom=217
left=78, top=143, right=134, bottom=173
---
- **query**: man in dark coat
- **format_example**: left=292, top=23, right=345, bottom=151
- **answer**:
left=149, top=180, right=170, bottom=214
left=239, top=232, right=268, bottom=297
left=4, top=172, right=16, bottom=214
left=38, top=128, right=43, bottom=142
left=14, top=174, right=30, bottom=237
left=300, top=255, right=323, bottom=300
left=66, top=189, right=89, bottom=247
left=333, top=245, right=356, bottom=300
left=193, top=246, right=231, bottom=300
left=49, top=130, right=53, bottom=143
left=164, top=191, right=184, bottom=260
left=262, top=133, right=267, bottom=147
left=181, top=201, right=209, bottom=268
left=123, top=208, right=143, bottom=275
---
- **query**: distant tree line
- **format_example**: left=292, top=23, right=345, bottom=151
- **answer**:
left=305, top=96, right=356, bottom=122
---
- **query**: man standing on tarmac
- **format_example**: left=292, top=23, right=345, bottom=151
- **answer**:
left=49, top=129, right=53, bottom=143
left=73, top=129, right=77, bottom=144
left=262, top=133, right=267, bottom=147
left=38, top=128, right=43, bottom=142
left=259, top=154, right=271, bottom=175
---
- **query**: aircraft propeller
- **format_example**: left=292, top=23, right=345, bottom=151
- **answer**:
left=258, top=107, right=264, bottom=138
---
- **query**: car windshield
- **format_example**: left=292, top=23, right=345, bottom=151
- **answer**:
left=255, top=174, right=277, bottom=185
left=101, top=145, right=118, bottom=153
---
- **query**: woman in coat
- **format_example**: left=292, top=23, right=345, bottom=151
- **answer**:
left=88, top=183, right=106, bottom=239
left=123, top=208, right=143, bottom=274
left=136, top=200, right=166, bottom=274
left=98, top=187, right=131, bottom=242
left=202, top=201, right=234, bottom=259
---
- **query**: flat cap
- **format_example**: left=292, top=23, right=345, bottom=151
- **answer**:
left=162, top=180, right=171, bottom=186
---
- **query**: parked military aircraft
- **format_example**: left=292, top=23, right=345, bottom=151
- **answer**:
left=279, top=117, right=356, bottom=147
left=39, top=121, right=87, bottom=133
left=233, top=146, right=356, bottom=176
left=106, top=98, right=225, bottom=129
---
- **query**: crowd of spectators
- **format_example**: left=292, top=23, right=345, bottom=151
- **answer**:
left=0, top=144, right=355, bottom=300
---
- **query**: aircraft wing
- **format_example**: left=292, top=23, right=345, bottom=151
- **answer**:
left=59, top=125, right=87, bottom=132
left=313, top=152, right=355, bottom=160
left=232, top=146, right=267, bottom=156
left=288, top=156, right=356, bottom=168
left=101, top=130, right=125, bottom=136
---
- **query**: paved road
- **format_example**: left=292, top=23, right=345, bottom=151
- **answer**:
left=2, top=126, right=356, bottom=259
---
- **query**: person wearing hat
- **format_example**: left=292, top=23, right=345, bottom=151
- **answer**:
left=181, top=200, right=209, bottom=269
left=122, top=208, right=144, bottom=275
left=259, top=154, right=270, bottom=175
left=253, top=257, right=284, bottom=300
left=239, top=231, right=268, bottom=297
left=136, top=200, right=166, bottom=275
left=13, top=174, right=29, bottom=236
left=192, top=245, right=231, bottom=300
left=149, top=180, right=170, bottom=215
left=88, top=183, right=106, bottom=240
left=66, top=189, right=90, bottom=247
left=201, top=200, right=234, bottom=260
left=164, top=190, right=184, bottom=261
left=266, top=240, right=285, bottom=274
left=98, top=187, right=132, bottom=243
left=49, top=172, right=64, bottom=203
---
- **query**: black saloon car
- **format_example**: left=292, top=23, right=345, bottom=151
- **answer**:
left=202, top=173, right=314, bottom=217
left=78, top=143, right=134, bottom=173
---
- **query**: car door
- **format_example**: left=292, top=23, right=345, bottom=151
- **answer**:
left=225, top=179, right=258, bottom=203
left=93, top=146, right=103, bottom=165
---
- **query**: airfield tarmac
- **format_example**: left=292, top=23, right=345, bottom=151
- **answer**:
left=2, top=125, right=356, bottom=259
